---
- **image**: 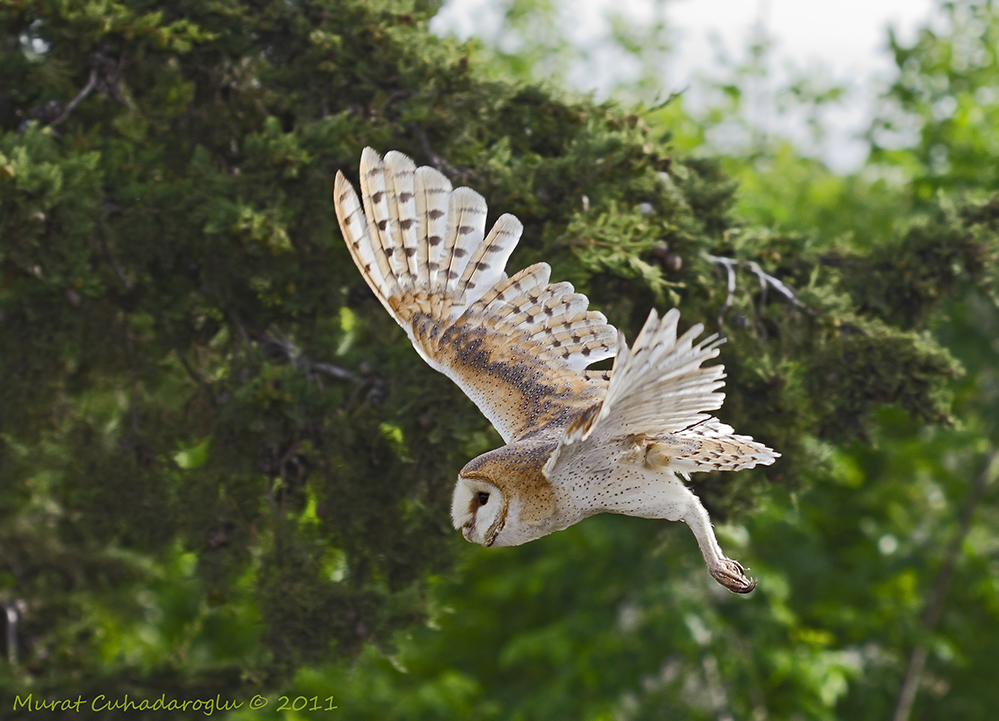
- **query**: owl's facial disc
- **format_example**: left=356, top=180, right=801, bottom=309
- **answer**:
left=451, top=476, right=506, bottom=547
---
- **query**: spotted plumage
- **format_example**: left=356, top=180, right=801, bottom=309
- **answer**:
left=334, top=148, right=779, bottom=593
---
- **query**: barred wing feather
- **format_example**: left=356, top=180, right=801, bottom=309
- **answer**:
left=334, top=148, right=617, bottom=443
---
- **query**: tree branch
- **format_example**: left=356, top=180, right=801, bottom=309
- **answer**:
left=312, top=362, right=361, bottom=382
left=415, top=127, right=472, bottom=182
left=704, top=253, right=739, bottom=331
left=263, top=332, right=359, bottom=384
left=703, top=252, right=809, bottom=332
left=892, top=450, right=999, bottom=721
left=3, top=602, right=19, bottom=665
left=48, top=66, right=99, bottom=129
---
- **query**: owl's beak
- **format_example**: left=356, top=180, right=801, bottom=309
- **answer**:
left=461, top=521, right=496, bottom=547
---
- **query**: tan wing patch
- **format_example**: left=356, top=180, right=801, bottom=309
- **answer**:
left=410, top=307, right=606, bottom=442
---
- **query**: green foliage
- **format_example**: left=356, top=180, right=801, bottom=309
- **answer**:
left=450, top=0, right=674, bottom=103
left=1, top=0, right=998, bottom=719
left=871, top=0, right=999, bottom=200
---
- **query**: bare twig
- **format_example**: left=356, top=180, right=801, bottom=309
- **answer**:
left=176, top=351, right=207, bottom=388
left=703, top=252, right=808, bottom=331
left=276, top=432, right=301, bottom=486
left=415, top=127, right=464, bottom=180
left=312, top=362, right=360, bottom=382
left=745, top=260, right=805, bottom=309
left=3, top=602, right=19, bottom=665
left=892, top=450, right=999, bottom=721
left=230, top=314, right=252, bottom=349
left=705, top=253, right=739, bottom=331
left=99, top=205, right=133, bottom=290
left=102, top=240, right=131, bottom=289
left=48, top=66, right=99, bottom=129
left=263, top=332, right=359, bottom=383
left=107, top=51, right=134, bottom=109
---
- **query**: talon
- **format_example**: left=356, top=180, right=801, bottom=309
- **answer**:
left=709, top=558, right=757, bottom=594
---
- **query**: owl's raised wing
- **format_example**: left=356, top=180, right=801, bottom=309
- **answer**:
left=334, top=148, right=617, bottom=443
left=546, top=308, right=779, bottom=481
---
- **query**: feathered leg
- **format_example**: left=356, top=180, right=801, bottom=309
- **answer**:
left=663, top=478, right=757, bottom=593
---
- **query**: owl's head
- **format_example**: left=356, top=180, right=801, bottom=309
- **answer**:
left=451, top=442, right=558, bottom=548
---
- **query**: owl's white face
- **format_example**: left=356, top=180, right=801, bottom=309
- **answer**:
left=451, top=476, right=506, bottom=546
left=452, top=473, right=557, bottom=548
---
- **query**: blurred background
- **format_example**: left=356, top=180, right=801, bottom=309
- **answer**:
left=1, top=0, right=997, bottom=719
left=434, top=0, right=934, bottom=171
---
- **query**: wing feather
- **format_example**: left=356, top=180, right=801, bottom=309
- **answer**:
left=334, top=172, right=395, bottom=316
left=334, top=148, right=615, bottom=442
left=595, top=309, right=726, bottom=438
left=437, top=187, right=488, bottom=322
left=546, top=308, right=779, bottom=481
left=383, top=150, right=420, bottom=286
left=455, top=213, right=522, bottom=307
left=414, top=165, right=452, bottom=304
left=359, top=148, right=408, bottom=284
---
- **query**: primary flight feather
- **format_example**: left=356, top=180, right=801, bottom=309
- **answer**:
left=334, top=148, right=778, bottom=593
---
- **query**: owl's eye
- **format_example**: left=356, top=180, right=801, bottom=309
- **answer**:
left=477, top=492, right=490, bottom=506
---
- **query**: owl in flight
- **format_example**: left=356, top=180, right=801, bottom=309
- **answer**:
left=334, top=148, right=778, bottom=593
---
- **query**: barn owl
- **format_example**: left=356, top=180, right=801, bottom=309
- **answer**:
left=333, top=148, right=778, bottom=593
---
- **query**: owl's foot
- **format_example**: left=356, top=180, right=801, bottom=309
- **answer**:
left=707, top=557, right=757, bottom=594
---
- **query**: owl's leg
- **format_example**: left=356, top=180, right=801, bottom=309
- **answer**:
left=682, top=497, right=757, bottom=593
left=663, top=481, right=757, bottom=594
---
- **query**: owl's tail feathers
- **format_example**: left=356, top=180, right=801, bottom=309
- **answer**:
left=644, top=420, right=779, bottom=476
left=334, top=147, right=524, bottom=328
